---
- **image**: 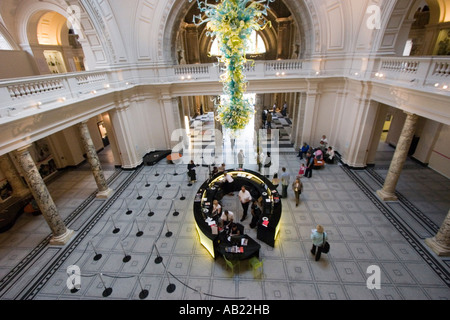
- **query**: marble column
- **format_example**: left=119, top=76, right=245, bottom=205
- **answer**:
left=0, top=153, right=29, bottom=197
left=78, top=121, right=113, bottom=199
left=377, top=112, right=419, bottom=201
left=185, top=24, right=200, bottom=64
left=15, top=145, right=74, bottom=246
left=276, top=18, right=293, bottom=60
left=425, top=210, right=450, bottom=256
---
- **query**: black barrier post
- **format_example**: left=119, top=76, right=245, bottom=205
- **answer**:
left=90, top=241, right=102, bottom=261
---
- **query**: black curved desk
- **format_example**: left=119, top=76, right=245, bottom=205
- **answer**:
left=194, top=169, right=282, bottom=259
left=218, top=233, right=261, bottom=261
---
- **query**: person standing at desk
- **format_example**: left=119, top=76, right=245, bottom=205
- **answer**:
left=212, top=200, right=222, bottom=221
left=238, top=186, right=252, bottom=222
left=271, top=173, right=280, bottom=192
left=218, top=163, right=226, bottom=173
left=220, top=210, right=234, bottom=228
left=250, top=201, right=262, bottom=229
left=223, top=171, right=234, bottom=195
left=228, top=223, right=241, bottom=236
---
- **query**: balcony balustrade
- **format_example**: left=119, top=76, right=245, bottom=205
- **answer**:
left=0, top=57, right=448, bottom=123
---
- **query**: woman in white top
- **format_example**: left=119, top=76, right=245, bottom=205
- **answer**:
left=325, top=147, right=335, bottom=164
left=212, top=200, right=222, bottom=219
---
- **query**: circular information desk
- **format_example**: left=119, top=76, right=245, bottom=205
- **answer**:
left=194, top=169, right=282, bottom=259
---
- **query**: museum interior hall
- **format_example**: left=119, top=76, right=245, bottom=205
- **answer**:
left=0, top=0, right=449, bottom=302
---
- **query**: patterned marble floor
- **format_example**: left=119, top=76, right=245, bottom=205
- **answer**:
left=0, top=116, right=449, bottom=302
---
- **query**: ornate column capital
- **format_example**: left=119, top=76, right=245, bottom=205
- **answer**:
left=403, top=111, right=419, bottom=119
left=15, top=144, right=33, bottom=154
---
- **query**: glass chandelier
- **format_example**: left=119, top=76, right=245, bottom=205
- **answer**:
left=189, top=0, right=273, bottom=131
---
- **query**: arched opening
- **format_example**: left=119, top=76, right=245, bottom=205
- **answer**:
left=26, top=10, right=87, bottom=75
left=209, top=30, right=267, bottom=57
left=167, top=0, right=313, bottom=65
left=390, top=0, right=450, bottom=56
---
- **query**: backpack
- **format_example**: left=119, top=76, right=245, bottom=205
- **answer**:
left=322, top=233, right=330, bottom=254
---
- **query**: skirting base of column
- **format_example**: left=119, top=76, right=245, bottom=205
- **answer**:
left=376, top=189, right=398, bottom=202
left=96, top=188, right=114, bottom=199
left=49, top=229, right=75, bottom=246
left=425, top=237, right=450, bottom=257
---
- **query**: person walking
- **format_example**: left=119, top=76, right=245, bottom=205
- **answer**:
left=271, top=173, right=280, bottom=192
left=262, top=109, right=267, bottom=128
left=305, top=152, right=314, bottom=178
left=187, top=160, right=197, bottom=183
left=311, top=225, right=328, bottom=261
left=282, top=101, right=288, bottom=117
left=237, top=149, right=245, bottom=168
left=257, top=150, right=264, bottom=173
left=292, top=177, right=303, bottom=207
left=281, top=167, right=290, bottom=198
left=266, top=110, right=272, bottom=129
left=238, top=186, right=252, bottom=222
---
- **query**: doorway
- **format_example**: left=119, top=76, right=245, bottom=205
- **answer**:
left=97, top=121, right=110, bottom=148
left=380, top=113, right=393, bottom=143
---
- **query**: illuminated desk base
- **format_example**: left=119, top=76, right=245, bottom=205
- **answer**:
left=196, top=223, right=215, bottom=259
left=193, top=169, right=282, bottom=259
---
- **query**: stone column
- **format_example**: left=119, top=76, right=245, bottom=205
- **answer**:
left=301, top=81, right=320, bottom=146
left=376, top=112, right=419, bottom=201
left=15, top=145, right=73, bottom=246
left=78, top=121, right=113, bottom=199
left=425, top=210, right=450, bottom=256
left=276, top=18, right=293, bottom=60
left=0, top=153, right=29, bottom=197
left=185, top=24, right=200, bottom=64
left=160, top=96, right=183, bottom=149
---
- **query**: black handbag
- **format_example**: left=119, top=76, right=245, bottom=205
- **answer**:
left=322, top=233, right=330, bottom=254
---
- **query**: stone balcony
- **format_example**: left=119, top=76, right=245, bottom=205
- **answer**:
left=0, top=56, right=449, bottom=124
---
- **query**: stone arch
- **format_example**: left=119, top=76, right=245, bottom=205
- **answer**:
left=377, top=0, right=450, bottom=55
left=158, top=0, right=319, bottom=64
left=12, top=0, right=109, bottom=70
left=15, top=1, right=83, bottom=49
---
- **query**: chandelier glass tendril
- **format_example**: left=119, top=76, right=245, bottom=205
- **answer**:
left=189, top=0, right=273, bottom=131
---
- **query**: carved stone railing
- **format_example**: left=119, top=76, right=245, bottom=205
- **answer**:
left=0, top=57, right=448, bottom=122
left=0, top=70, right=113, bottom=120
left=375, top=57, right=450, bottom=90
